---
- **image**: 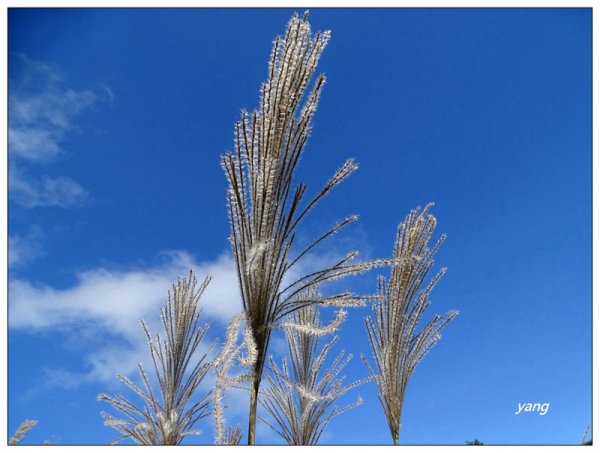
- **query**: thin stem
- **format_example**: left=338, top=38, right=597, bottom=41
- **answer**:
left=248, top=375, right=261, bottom=445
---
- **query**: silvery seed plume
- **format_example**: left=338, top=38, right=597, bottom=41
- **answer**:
left=362, top=204, right=458, bottom=445
left=98, top=270, right=215, bottom=445
left=221, top=11, right=390, bottom=443
left=9, top=419, right=38, bottom=445
left=225, top=425, right=243, bottom=446
left=260, top=287, right=368, bottom=445
left=212, top=312, right=257, bottom=445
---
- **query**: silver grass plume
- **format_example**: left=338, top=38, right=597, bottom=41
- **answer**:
left=225, top=425, right=243, bottom=446
left=213, top=312, right=257, bottom=445
left=98, top=271, right=215, bottom=445
left=362, top=204, right=458, bottom=445
left=221, top=11, right=389, bottom=443
left=260, top=287, right=368, bottom=445
left=9, top=419, right=38, bottom=445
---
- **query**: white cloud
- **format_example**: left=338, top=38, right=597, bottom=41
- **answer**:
left=10, top=251, right=241, bottom=333
left=8, top=53, right=110, bottom=207
left=9, top=251, right=243, bottom=389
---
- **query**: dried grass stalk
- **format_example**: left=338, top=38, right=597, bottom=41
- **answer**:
left=98, top=271, right=214, bottom=445
left=261, top=288, right=367, bottom=445
left=362, top=204, right=459, bottom=445
left=9, top=419, right=38, bottom=445
left=225, top=425, right=243, bottom=446
left=222, top=11, right=389, bottom=443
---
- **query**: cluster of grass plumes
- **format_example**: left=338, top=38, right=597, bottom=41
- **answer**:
left=260, top=287, right=368, bottom=445
left=221, top=11, right=390, bottom=444
left=98, top=271, right=214, bottom=445
left=91, top=12, right=459, bottom=447
left=362, top=204, right=458, bottom=445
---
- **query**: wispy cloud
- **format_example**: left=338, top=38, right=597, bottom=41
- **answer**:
left=8, top=225, right=45, bottom=268
left=8, top=53, right=110, bottom=207
left=9, top=165, right=88, bottom=208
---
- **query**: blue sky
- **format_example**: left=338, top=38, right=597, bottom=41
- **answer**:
left=7, top=8, right=591, bottom=446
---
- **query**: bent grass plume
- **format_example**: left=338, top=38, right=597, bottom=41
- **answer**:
left=362, top=204, right=458, bottom=445
left=98, top=271, right=214, bottom=445
left=212, top=312, right=257, bottom=445
left=222, top=11, right=389, bottom=444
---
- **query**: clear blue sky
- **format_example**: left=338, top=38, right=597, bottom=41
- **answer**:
left=7, top=8, right=591, bottom=445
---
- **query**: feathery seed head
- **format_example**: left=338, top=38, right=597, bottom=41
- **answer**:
left=262, top=299, right=366, bottom=445
left=363, top=205, right=458, bottom=444
left=9, top=420, right=39, bottom=446
left=99, top=270, right=213, bottom=445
